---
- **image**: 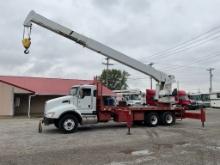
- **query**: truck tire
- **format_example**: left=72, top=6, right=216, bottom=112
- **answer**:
left=162, top=112, right=175, bottom=125
left=145, top=112, right=159, bottom=127
left=59, top=115, right=78, bottom=133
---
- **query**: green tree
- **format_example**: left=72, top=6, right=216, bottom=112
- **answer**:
left=99, top=69, right=130, bottom=90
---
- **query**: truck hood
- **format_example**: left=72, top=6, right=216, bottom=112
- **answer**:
left=45, top=95, right=74, bottom=114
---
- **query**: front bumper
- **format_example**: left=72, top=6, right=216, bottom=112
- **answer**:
left=42, top=117, right=56, bottom=125
left=38, top=117, right=57, bottom=133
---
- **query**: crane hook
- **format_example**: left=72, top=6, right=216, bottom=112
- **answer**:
left=24, top=49, right=30, bottom=54
left=22, top=38, right=31, bottom=54
left=22, top=26, right=32, bottom=54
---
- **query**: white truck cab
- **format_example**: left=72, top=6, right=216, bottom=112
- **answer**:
left=43, top=85, right=98, bottom=133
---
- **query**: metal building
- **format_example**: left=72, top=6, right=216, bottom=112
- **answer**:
left=0, top=76, right=113, bottom=117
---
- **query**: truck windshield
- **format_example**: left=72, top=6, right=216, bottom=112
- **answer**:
left=201, top=94, right=210, bottom=101
left=130, top=94, right=140, bottom=100
left=69, top=87, right=79, bottom=96
left=189, top=95, right=201, bottom=101
left=179, top=95, right=189, bottom=100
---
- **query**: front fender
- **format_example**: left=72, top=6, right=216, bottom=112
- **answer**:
left=46, top=104, right=80, bottom=119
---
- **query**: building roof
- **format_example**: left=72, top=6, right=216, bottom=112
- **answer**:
left=0, top=76, right=114, bottom=96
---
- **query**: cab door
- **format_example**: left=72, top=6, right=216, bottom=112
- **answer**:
left=78, top=88, right=93, bottom=113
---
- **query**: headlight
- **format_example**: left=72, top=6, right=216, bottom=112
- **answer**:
left=46, top=112, right=55, bottom=118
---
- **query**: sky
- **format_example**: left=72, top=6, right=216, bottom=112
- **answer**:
left=0, top=0, right=220, bottom=93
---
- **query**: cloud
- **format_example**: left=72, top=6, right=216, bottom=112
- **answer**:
left=0, top=0, right=220, bottom=92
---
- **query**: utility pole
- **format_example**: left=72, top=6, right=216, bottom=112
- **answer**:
left=149, top=62, right=154, bottom=89
left=207, top=68, right=214, bottom=93
left=102, top=58, right=114, bottom=86
left=102, top=58, right=113, bottom=70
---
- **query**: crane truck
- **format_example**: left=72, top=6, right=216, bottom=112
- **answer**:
left=22, top=10, right=206, bottom=133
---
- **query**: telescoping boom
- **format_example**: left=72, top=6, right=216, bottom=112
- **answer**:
left=22, top=10, right=175, bottom=103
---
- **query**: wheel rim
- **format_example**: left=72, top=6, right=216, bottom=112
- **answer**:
left=63, top=119, right=75, bottom=131
left=151, top=115, right=158, bottom=125
left=165, top=114, right=173, bottom=124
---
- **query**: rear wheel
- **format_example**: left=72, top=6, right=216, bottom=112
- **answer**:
left=145, top=112, right=159, bottom=127
left=59, top=115, right=78, bottom=133
left=162, top=112, right=175, bottom=125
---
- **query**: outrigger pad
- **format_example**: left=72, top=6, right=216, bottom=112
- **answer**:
left=38, top=120, right=43, bottom=133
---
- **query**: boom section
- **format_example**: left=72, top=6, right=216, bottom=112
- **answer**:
left=24, top=10, right=169, bottom=83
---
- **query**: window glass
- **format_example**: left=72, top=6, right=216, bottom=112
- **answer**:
left=201, top=94, right=210, bottom=101
left=130, top=94, right=140, bottom=100
left=82, top=88, right=91, bottom=96
left=179, top=95, right=189, bottom=100
left=217, top=93, right=220, bottom=98
left=69, top=87, right=79, bottom=96
left=189, top=95, right=201, bottom=101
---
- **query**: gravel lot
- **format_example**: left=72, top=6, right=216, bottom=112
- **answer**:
left=0, top=108, right=220, bottom=165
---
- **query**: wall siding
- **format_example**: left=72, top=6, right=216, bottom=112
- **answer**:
left=0, top=82, right=13, bottom=116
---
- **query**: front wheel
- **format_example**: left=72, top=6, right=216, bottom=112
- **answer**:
left=59, top=115, right=78, bottom=133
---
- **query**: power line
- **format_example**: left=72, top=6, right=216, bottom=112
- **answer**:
left=155, top=62, right=207, bottom=69
left=147, top=35, right=220, bottom=63
left=187, top=53, right=220, bottom=65
left=146, top=25, right=220, bottom=60
left=149, top=34, right=220, bottom=61
left=127, top=57, right=219, bottom=87
left=152, top=26, right=220, bottom=55
left=153, top=52, right=220, bottom=72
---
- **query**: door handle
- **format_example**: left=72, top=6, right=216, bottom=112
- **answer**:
left=88, top=105, right=91, bottom=108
